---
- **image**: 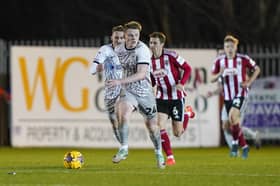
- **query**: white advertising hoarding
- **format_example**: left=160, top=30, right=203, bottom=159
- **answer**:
left=11, top=46, right=219, bottom=147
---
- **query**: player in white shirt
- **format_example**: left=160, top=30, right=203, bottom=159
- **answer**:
left=106, top=21, right=165, bottom=169
left=90, top=25, right=124, bottom=143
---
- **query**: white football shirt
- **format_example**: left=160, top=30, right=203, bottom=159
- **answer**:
left=93, top=44, right=122, bottom=100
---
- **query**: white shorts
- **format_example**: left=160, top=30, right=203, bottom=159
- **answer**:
left=105, top=96, right=119, bottom=115
left=119, top=90, right=157, bottom=120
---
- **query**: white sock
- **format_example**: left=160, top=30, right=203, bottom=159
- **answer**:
left=119, top=123, right=129, bottom=146
left=242, top=126, right=256, bottom=139
left=223, top=130, right=233, bottom=149
left=154, top=149, right=162, bottom=155
left=120, top=145, right=128, bottom=150
left=167, top=155, right=174, bottom=159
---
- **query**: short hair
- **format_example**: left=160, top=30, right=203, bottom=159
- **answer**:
left=149, top=32, right=166, bottom=44
left=112, top=25, right=124, bottom=33
left=224, top=35, right=239, bottom=46
left=124, top=21, right=142, bottom=32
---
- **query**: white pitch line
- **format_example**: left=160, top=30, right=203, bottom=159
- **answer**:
left=8, top=169, right=280, bottom=178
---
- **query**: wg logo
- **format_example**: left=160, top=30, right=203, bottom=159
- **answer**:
left=19, top=56, right=89, bottom=112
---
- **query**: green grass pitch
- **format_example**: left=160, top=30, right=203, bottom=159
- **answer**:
left=0, top=147, right=279, bottom=186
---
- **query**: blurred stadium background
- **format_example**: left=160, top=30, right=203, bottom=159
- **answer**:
left=0, top=0, right=280, bottom=147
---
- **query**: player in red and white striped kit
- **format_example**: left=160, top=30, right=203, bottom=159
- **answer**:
left=149, top=32, right=195, bottom=166
left=211, top=35, right=260, bottom=158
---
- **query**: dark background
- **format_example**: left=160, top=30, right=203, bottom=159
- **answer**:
left=0, top=0, right=279, bottom=46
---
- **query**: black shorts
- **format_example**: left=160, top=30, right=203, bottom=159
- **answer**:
left=224, top=97, right=245, bottom=114
left=156, top=99, right=185, bottom=121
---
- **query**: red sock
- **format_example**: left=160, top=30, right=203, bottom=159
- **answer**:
left=231, top=124, right=240, bottom=141
left=160, top=129, right=173, bottom=157
left=238, top=130, right=247, bottom=147
left=183, top=114, right=189, bottom=131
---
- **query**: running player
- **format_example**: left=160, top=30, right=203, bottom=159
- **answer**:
left=210, top=49, right=261, bottom=150
left=90, top=25, right=124, bottom=143
left=149, top=32, right=195, bottom=166
left=211, top=35, right=260, bottom=159
left=106, top=21, right=165, bottom=169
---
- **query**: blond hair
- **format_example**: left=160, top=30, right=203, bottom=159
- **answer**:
left=224, top=35, right=239, bottom=46
left=124, top=21, right=142, bottom=31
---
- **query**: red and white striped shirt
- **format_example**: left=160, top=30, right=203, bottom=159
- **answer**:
left=151, top=49, right=191, bottom=100
left=212, top=53, right=257, bottom=100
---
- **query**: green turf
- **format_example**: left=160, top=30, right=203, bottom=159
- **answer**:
left=0, top=147, right=279, bottom=186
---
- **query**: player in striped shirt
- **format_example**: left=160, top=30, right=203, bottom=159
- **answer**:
left=211, top=35, right=260, bottom=158
left=149, top=32, right=195, bottom=166
left=90, top=25, right=124, bottom=144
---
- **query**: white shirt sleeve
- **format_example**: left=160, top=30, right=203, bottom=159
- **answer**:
left=136, top=43, right=151, bottom=65
left=90, top=45, right=108, bottom=75
left=93, top=45, right=108, bottom=64
left=89, top=62, right=98, bottom=75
